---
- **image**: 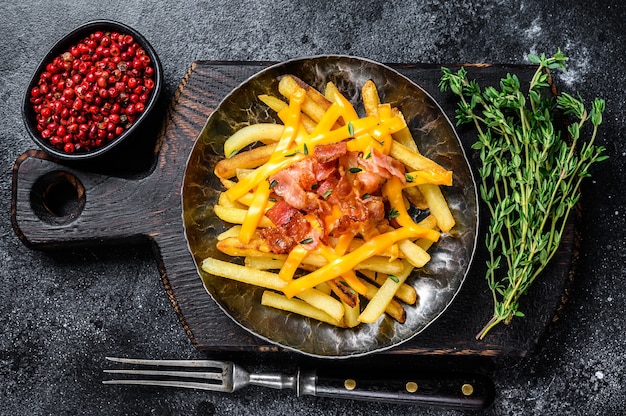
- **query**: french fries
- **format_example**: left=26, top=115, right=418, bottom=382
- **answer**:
left=202, top=75, right=457, bottom=328
left=201, top=257, right=287, bottom=291
left=223, top=123, right=284, bottom=158
left=359, top=260, right=413, bottom=323
left=361, top=80, right=381, bottom=118
left=418, top=184, right=456, bottom=233
left=213, top=205, right=273, bottom=228
left=278, top=75, right=332, bottom=123
left=358, top=269, right=417, bottom=305
left=214, top=143, right=276, bottom=179
left=261, top=291, right=345, bottom=327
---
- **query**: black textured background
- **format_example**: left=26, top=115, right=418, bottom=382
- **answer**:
left=1, top=1, right=625, bottom=415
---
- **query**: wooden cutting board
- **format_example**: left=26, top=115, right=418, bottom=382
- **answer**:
left=11, top=61, right=577, bottom=357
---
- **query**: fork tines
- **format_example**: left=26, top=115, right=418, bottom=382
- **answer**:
left=102, top=357, right=234, bottom=392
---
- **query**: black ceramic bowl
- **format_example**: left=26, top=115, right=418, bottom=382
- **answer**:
left=22, top=20, right=163, bottom=162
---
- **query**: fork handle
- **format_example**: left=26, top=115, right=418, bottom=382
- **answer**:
left=299, top=368, right=495, bottom=409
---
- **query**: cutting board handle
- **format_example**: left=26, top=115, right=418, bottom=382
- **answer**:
left=11, top=150, right=161, bottom=249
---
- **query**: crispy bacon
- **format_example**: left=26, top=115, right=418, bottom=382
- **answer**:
left=270, top=168, right=320, bottom=212
left=261, top=201, right=314, bottom=254
left=314, top=160, right=336, bottom=182
left=339, top=150, right=385, bottom=196
left=355, top=170, right=384, bottom=195
left=259, top=227, right=295, bottom=254
left=359, top=148, right=406, bottom=184
left=364, top=195, right=386, bottom=222
left=314, top=142, right=347, bottom=163
left=260, top=145, right=397, bottom=253
left=265, top=200, right=300, bottom=227
left=294, top=158, right=318, bottom=191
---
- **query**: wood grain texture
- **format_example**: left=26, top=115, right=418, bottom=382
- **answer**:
left=11, top=61, right=577, bottom=356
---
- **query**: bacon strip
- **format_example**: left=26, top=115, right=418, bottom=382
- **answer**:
left=314, top=142, right=347, bottom=163
left=359, top=148, right=406, bottom=184
left=261, top=201, right=314, bottom=254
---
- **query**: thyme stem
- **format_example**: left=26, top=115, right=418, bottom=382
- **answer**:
left=439, top=50, right=608, bottom=339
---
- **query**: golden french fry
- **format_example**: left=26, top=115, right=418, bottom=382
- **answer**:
left=419, top=184, right=456, bottom=233
left=315, top=281, right=332, bottom=295
left=403, top=186, right=428, bottom=210
left=218, top=192, right=246, bottom=209
left=416, top=214, right=438, bottom=230
left=259, top=94, right=317, bottom=133
left=361, top=80, right=381, bottom=118
left=235, top=168, right=254, bottom=180
left=298, top=115, right=318, bottom=134
left=324, top=81, right=340, bottom=102
left=360, top=280, right=406, bottom=323
left=217, top=225, right=242, bottom=241
left=228, top=240, right=405, bottom=275
left=202, top=258, right=287, bottom=291
left=219, top=178, right=236, bottom=190
left=278, top=75, right=332, bottom=123
left=245, top=255, right=317, bottom=273
left=398, top=239, right=431, bottom=268
left=390, top=140, right=449, bottom=175
left=342, top=298, right=361, bottom=328
left=358, top=260, right=412, bottom=323
left=415, top=237, right=436, bottom=252
left=296, top=288, right=345, bottom=322
left=245, top=256, right=284, bottom=270
left=261, top=291, right=345, bottom=327
left=326, top=279, right=359, bottom=308
left=258, top=94, right=288, bottom=112
left=390, top=108, right=419, bottom=152
left=216, top=236, right=272, bottom=257
left=327, top=237, right=404, bottom=261
left=214, top=144, right=276, bottom=179
left=358, top=270, right=417, bottom=305
left=213, top=206, right=273, bottom=228
left=223, top=123, right=284, bottom=159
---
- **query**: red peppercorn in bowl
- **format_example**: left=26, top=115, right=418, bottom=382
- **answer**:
left=23, top=20, right=163, bottom=161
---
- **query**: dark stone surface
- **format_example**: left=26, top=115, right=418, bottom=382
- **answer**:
left=1, top=1, right=624, bottom=415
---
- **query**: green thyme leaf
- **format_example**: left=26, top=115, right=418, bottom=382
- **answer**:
left=347, top=121, right=354, bottom=137
left=349, top=167, right=363, bottom=173
left=299, top=238, right=314, bottom=245
left=388, top=275, right=399, bottom=283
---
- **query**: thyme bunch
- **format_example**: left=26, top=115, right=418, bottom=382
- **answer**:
left=439, top=50, right=608, bottom=339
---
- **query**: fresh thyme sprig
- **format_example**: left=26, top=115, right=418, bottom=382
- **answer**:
left=439, top=50, right=608, bottom=339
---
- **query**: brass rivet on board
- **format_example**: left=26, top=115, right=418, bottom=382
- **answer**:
left=344, top=379, right=356, bottom=390
left=405, top=381, right=418, bottom=393
left=461, top=383, right=474, bottom=396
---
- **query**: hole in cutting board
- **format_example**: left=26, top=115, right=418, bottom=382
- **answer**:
left=30, top=171, right=85, bottom=224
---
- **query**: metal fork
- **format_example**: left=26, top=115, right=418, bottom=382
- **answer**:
left=103, top=357, right=495, bottom=409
